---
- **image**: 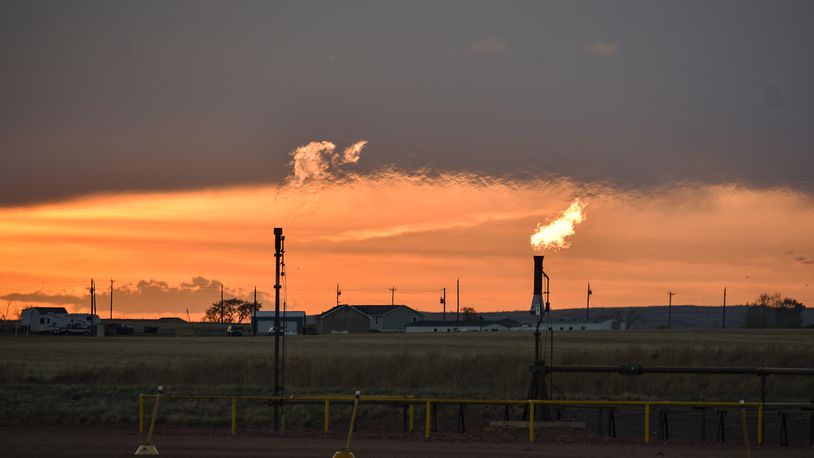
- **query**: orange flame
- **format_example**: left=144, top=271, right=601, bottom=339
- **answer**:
left=530, top=200, right=587, bottom=251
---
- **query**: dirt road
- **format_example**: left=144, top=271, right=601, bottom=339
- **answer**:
left=1, top=427, right=810, bottom=457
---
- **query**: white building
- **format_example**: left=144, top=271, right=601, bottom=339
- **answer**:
left=405, top=319, right=519, bottom=333
left=253, top=311, right=306, bottom=335
left=546, top=318, right=626, bottom=331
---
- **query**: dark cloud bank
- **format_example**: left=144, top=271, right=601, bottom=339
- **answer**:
left=1, top=277, right=270, bottom=316
left=2, top=1, right=813, bottom=206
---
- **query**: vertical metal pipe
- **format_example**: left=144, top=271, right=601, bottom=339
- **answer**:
left=323, top=400, right=330, bottom=432
left=231, top=397, right=236, bottom=435
left=138, top=394, right=144, bottom=433
left=644, top=403, right=651, bottom=444
left=529, top=401, right=535, bottom=443
left=273, top=227, right=283, bottom=430
left=425, top=401, right=431, bottom=439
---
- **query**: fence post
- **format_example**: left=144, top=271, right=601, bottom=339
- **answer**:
left=644, top=403, right=650, bottom=445
left=409, top=404, right=414, bottom=432
left=425, top=401, right=431, bottom=439
left=231, top=397, right=236, bottom=435
left=324, top=400, right=330, bottom=433
left=757, top=403, right=763, bottom=445
left=529, top=401, right=535, bottom=443
left=138, top=394, right=144, bottom=433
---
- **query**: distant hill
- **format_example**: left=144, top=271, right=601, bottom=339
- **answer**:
left=420, top=305, right=814, bottom=329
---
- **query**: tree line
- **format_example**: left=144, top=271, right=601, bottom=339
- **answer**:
left=744, top=292, right=806, bottom=328
left=203, top=298, right=262, bottom=323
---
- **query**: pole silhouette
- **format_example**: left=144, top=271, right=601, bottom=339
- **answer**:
left=441, top=288, right=446, bottom=321
left=667, top=291, right=676, bottom=329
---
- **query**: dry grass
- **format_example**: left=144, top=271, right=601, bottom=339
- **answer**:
left=0, top=329, right=812, bottom=426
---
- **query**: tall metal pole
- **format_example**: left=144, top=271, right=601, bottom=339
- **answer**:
left=89, top=279, right=95, bottom=315
left=586, top=282, right=591, bottom=321
left=273, top=227, right=283, bottom=431
left=220, top=285, right=224, bottom=323
left=390, top=287, right=396, bottom=306
left=722, top=287, right=727, bottom=330
left=109, top=278, right=115, bottom=320
left=252, top=287, right=257, bottom=336
left=456, top=278, right=460, bottom=321
left=441, top=288, right=446, bottom=321
left=667, top=291, right=675, bottom=329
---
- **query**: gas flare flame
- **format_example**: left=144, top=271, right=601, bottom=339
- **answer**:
left=530, top=200, right=587, bottom=251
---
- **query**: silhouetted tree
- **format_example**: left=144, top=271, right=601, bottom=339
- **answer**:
left=204, top=298, right=244, bottom=323
left=611, top=309, right=642, bottom=329
left=237, top=300, right=262, bottom=324
left=462, top=306, right=478, bottom=320
left=744, top=292, right=805, bottom=328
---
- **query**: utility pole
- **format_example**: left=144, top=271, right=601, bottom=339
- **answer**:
left=220, top=284, right=224, bottom=323
left=89, top=279, right=96, bottom=316
left=336, top=284, right=341, bottom=307
left=109, top=278, right=115, bottom=320
left=667, top=291, right=676, bottom=329
left=586, top=282, right=592, bottom=321
left=456, top=278, right=460, bottom=321
left=273, top=227, right=284, bottom=431
left=389, top=287, right=396, bottom=306
left=440, top=288, right=446, bottom=321
left=252, top=287, right=257, bottom=336
left=722, top=287, right=727, bottom=330
left=89, top=279, right=96, bottom=336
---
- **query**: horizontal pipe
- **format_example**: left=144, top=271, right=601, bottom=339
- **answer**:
left=545, top=365, right=814, bottom=376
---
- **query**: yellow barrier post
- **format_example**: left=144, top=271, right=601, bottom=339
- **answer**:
left=231, top=397, right=236, bottom=435
left=757, top=403, right=763, bottom=445
left=408, top=404, right=414, bottom=432
left=324, top=400, right=330, bottom=433
left=529, top=401, right=535, bottom=443
left=138, top=394, right=144, bottom=433
left=644, top=403, right=650, bottom=445
left=425, top=400, right=431, bottom=439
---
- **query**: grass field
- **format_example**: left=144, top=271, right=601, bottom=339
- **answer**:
left=1, top=330, right=812, bottom=428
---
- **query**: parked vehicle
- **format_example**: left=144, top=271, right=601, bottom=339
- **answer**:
left=267, top=326, right=283, bottom=336
left=104, top=323, right=135, bottom=335
left=55, top=322, right=90, bottom=336
left=226, top=325, right=244, bottom=336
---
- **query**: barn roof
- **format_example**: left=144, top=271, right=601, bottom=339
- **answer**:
left=318, top=305, right=422, bottom=318
left=255, top=311, right=306, bottom=318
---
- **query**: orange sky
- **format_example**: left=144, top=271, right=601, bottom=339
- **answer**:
left=2, top=156, right=813, bottom=320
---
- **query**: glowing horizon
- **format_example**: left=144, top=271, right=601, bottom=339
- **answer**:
left=1, top=159, right=813, bottom=320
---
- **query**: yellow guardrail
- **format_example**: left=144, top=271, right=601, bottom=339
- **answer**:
left=137, top=393, right=791, bottom=445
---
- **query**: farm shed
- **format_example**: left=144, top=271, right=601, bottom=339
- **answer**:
left=253, top=311, right=306, bottom=335
left=317, top=305, right=423, bottom=334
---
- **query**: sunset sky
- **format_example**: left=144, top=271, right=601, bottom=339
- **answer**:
left=2, top=1, right=813, bottom=319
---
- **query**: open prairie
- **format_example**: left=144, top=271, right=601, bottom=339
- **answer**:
left=1, top=329, right=812, bottom=429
